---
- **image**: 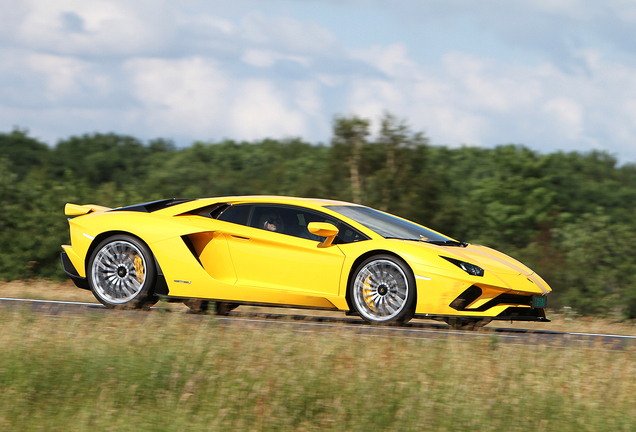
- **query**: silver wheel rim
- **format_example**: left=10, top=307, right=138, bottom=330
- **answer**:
left=353, top=259, right=409, bottom=321
left=91, top=240, right=147, bottom=304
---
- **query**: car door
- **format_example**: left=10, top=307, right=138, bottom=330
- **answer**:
left=219, top=204, right=347, bottom=295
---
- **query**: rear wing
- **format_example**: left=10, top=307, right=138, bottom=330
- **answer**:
left=65, top=203, right=111, bottom=216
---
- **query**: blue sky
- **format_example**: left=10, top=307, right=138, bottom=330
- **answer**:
left=2, top=0, right=636, bottom=162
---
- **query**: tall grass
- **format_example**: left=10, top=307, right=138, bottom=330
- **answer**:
left=1, top=308, right=635, bottom=431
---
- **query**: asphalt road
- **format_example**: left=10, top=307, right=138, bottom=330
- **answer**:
left=1, top=297, right=633, bottom=350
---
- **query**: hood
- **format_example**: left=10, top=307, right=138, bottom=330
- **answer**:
left=446, top=244, right=533, bottom=276
left=438, top=243, right=551, bottom=294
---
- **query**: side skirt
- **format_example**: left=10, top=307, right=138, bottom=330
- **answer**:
left=155, top=295, right=340, bottom=312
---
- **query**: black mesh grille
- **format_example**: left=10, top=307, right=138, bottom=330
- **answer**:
left=495, top=307, right=547, bottom=320
left=450, top=286, right=534, bottom=312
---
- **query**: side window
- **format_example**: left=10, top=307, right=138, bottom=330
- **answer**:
left=189, top=203, right=229, bottom=218
left=294, top=209, right=367, bottom=244
left=238, top=204, right=368, bottom=243
left=216, top=205, right=252, bottom=226
left=335, top=226, right=367, bottom=244
left=250, top=205, right=338, bottom=241
left=295, top=210, right=339, bottom=241
left=250, top=206, right=290, bottom=234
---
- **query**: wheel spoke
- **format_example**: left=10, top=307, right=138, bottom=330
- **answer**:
left=383, top=300, right=395, bottom=315
left=386, top=294, right=402, bottom=312
left=91, top=240, right=147, bottom=304
left=353, top=258, right=410, bottom=322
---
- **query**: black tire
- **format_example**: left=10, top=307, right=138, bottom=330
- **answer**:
left=350, top=254, right=416, bottom=324
left=87, top=234, right=157, bottom=309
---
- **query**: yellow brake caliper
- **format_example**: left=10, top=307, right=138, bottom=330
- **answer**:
left=363, top=275, right=376, bottom=311
left=133, top=254, right=145, bottom=284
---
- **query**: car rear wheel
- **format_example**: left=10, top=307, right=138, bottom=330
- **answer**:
left=88, top=235, right=157, bottom=309
left=350, top=255, right=416, bottom=324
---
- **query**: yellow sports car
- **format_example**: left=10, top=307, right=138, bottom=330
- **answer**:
left=61, top=196, right=551, bottom=327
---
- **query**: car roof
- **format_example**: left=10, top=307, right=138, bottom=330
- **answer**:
left=218, top=195, right=357, bottom=207
left=153, top=195, right=362, bottom=216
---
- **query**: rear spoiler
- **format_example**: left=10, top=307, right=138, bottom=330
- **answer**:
left=65, top=203, right=111, bottom=216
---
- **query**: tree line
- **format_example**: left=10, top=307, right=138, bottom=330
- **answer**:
left=2, top=113, right=636, bottom=318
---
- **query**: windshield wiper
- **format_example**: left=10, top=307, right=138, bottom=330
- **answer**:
left=424, top=240, right=468, bottom=247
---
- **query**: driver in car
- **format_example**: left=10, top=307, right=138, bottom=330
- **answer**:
left=260, top=212, right=284, bottom=232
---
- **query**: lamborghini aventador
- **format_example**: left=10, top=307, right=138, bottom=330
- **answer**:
left=61, top=196, right=551, bottom=327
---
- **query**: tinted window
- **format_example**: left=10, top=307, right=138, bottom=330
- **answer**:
left=337, top=226, right=367, bottom=244
left=217, top=205, right=252, bottom=226
left=249, top=206, right=329, bottom=240
left=192, top=203, right=230, bottom=218
left=325, top=205, right=453, bottom=242
left=248, top=205, right=366, bottom=243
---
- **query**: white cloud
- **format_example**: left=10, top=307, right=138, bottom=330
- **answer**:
left=230, top=79, right=307, bottom=139
left=123, top=56, right=319, bottom=142
left=351, top=43, right=419, bottom=78
left=241, top=13, right=339, bottom=55
left=336, top=44, right=636, bottom=156
left=543, top=97, right=583, bottom=139
left=178, top=13, right=235, bottom=36
left=3, top=0, right=636, bottom=162
left=28, top=53, right=111, bottom=101
left=242, top=49, right=311, bottom=68
left=427, top=107, right=488, bottom=147
left=0, top=48, right=111, bottom=107
left=292, top=81, right=323, bottom=116
left=125, top=56, right=230, bottom=135
left=14, top=0, right=166, bottom=56
left=349, top=79, right=405, bottom=117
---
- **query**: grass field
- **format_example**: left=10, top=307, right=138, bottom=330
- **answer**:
left=2, top=283, right=636, bottom=431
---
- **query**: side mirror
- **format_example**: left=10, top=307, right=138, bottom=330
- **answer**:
left=307, top=222, right=339, bottom=247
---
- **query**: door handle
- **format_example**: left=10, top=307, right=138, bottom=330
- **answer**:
left=230, top=235, right=250, bottom=241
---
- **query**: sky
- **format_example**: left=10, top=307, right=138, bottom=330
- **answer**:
left=3, top=0, right=636, bottom=162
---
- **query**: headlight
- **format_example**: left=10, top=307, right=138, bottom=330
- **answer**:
left=441, top=256, right=484, bottom=276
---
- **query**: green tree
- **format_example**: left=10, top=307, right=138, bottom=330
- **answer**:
left=555, top=210, right=636, bottom=318
left=466, top=145, right=557, bottom=250
left=143, top=138, right=330, bottom=200
left=361, top=113, right=436, bottom=225
left=0, top=159, right=93, bottom=279
left=330, top=116, right=370, bottom=203
left=0, top=128, right=50, bottom=179
left=50, top=133, right=152, bottom=187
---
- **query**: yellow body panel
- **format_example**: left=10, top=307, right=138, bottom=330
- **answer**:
left=62, top=196, right=551, bottom=321
left=221, top=223, right=345, bottom=295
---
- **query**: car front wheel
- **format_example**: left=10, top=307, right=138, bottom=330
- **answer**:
left=88, top=235, right=157, bottom=309
left=350, top=255, right=416, bottom=324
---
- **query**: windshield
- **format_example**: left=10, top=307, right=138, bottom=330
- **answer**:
left=325, top=205, right=455, bottom=243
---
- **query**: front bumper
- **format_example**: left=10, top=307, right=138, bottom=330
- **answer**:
left=416, top=308, right=550, bottom=322
left=413, top=272, right=550, bottom=321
